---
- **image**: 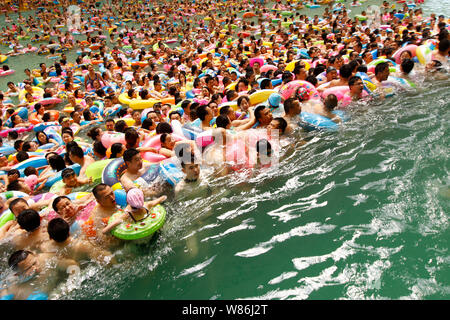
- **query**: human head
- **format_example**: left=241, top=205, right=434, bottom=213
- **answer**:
left=181, top=153, right=200, bottom=181
left=68, top=145, right=84, bottom=163
left=52, top=195, right=76, bottom=221
left=126, top=188, right=144, bottom=209
left=61, top=168, right=78, bottom=187
left=47, top=218, right=70, bottom=243
left=324, top=94, right=338, bottom=111
left=93, top=183, right=116, bottom=208
left=254, top=105, right=273, bottom=126
left=283, top=98, right=301, bottom=115
left=17, top=209, right=40, bottom=232
left=9, top=198, right=29, bottom=217
left=375, top=62, right=390, bottom=81
left=348, top=76, right=364, bottom=96
left=123, top=148, right=142, bottom=171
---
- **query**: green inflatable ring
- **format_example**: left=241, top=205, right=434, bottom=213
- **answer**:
left=356, top=15, right=368, bottom=21
left=109, top=204, right=166, bottom=240
left=86, top=158, right=113, bottom=182
left=281, top=11, right=293, bottom=17
left=50, top=180, right=64, bottom=194
left=0, top=211, right=14, bottom=229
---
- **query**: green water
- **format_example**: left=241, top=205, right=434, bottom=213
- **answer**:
left=0, top=1, right=449, bottom=300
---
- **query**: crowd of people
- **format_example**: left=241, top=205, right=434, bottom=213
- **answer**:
left=0, top=0, right=448, bottom=299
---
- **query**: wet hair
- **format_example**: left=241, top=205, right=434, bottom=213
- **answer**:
left=273, top=117, right=288, bottom=134
left=17, top=209, right=40, bottom=232
left=283, top=98, right=297, bottom=114
left=324, top=94, right=338, bottom=111
left=438, top=39, right=450, bottom=53
left=123, top=148, right=140, bottom=163
left=52, top=195, right=70, bottom=212
left=47, top=218, right=70, bottom=242
left=8, top=250, right=33, bottom=271
left=61, top=167, right=76, bottom=179
left=401, top=59, right=414, bottom=74
left=260, top=78, right=272, bottom=89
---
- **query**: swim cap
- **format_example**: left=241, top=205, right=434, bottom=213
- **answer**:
left=268, top=92, right=282, bottom=107
left=296, top=87, right=310, bottom=102
left=127, top=188, right=144, bottom=209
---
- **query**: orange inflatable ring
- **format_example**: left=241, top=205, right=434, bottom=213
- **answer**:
left=29, top=110, right=60, bottom=125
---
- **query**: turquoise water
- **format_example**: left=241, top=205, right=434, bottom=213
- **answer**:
left=0, top=1, right=449, bottom=300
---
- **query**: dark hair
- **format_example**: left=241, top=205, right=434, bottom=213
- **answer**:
left=401, top=59, right=414, bottom=74
left=93, top=140, right=107, bottom=158
left=52, top=195, right=70, bottom=212
left=123, top=148, right=140, bottom=163
left=16, top=151, right=29, bottom=163
left=273, top=117, right=288, bottom=134
left=256, top=139, right=272, bottom=156
left=348, top=76, right=362, bottom=87
left=24, top=166, right=37, bottom=176
left=283, top=98, right=297, bottom=114
left=22, top=141, right=32, bottom=152
left=8, top=250, right=33, bottom=271
left=48, top=154, right=66, bottom=171
left=87, top=126, right=101, bottom=141
left=92, top=183, right=109, bottom=200
left=110, top=143, right=123, bottom=158
left=155, top=122, right=173, bottom=134
left=9, top=198, right=28, bottom=214
left=215, top=115, right=230, bottom=128
left=124, top=127, right=139, bottom=149
left=141, top=118, right=154, bottom=130
left=61, top=167, right=76, bottom=179
left=324, top=94, right=338, bottom=111
left=7, top=169, right=20, bottom=177
left=35, top=131, right=49, bottom=145
left=114, top=119, right=127, bottom=133
left=339, top=64, right=353, bottom=79
left=375, top=62, right=389, bottom=75
left=17, top=209, right=40, bottom=232
left=254, top=105, right=266, bottom=122
left=195, top=105, right=210, bottom=121
left=14, top=140, right=23, bottom=151
left=68, top=145, right=84, bottom=159
left=260, top=78, right=272, bottom=89
left=47, top=218, right=70, bottom=242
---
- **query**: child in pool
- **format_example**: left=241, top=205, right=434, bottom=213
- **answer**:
left=101, top=188, right=167, bottom=235
left=58, top=167, right=92, bottom=196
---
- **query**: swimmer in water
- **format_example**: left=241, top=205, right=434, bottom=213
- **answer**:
left=58, top=167, right=93, bottom=196
left=101, top=188, right=167, bottom=235
left=1, top=249, right=78, bottom=300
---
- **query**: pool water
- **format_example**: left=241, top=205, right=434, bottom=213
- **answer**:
left=0, top=1, right=449, bottom=300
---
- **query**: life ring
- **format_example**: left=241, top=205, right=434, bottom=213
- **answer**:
left=107, top=204, right=166, bottom=240
left=279, top=80, right=320, bottom=100
left=0, top=69, right=15, bottom=77
left=299, top=110, right=348, bottom=131
left=101, top=158, right=160, bottom=190
left=29, top=110, right=59, bottom=125
left=101, top=131, right=126, bottom=149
